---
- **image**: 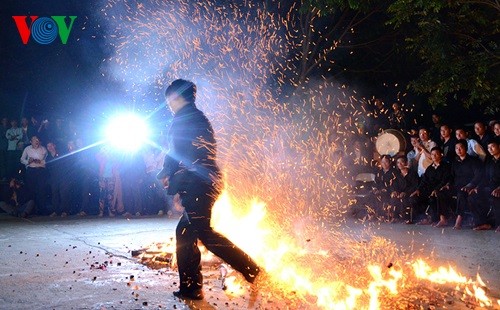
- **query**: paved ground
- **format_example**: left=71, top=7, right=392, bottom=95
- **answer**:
left=0, top=213, right=499, bottom=309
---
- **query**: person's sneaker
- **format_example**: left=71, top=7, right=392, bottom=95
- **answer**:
left=61, top=212, right=67, bottom=218
left=98, top=212, right=104, bottom=217
left=157, top=210, right=164, bottom=216
left=49, top=212, right=57, bottom=217
left=77, top=211, right=87, bottom=216
left=109, top=212, right=116, bottom=217
left=172, top=289, right=204, bottom=300
left=121, top=212, right=131, bottom=217
left=135, top=212, right=141, bottom=216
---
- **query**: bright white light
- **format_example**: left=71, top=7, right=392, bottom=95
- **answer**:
left=105, top=113, right=150, bottom=152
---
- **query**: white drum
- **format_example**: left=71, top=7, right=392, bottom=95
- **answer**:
left=375, top=129, right=406, bottom=156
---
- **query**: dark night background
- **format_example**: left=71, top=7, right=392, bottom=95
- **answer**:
left=0, top=0, right=494, bottom=131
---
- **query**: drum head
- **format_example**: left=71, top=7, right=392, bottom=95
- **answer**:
left=375, top=129, right=406, bottom=156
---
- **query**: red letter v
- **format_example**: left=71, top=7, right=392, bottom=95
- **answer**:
left=12, top=16, right=38, bottom=44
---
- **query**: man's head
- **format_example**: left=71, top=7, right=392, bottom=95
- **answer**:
left=380, top=155, right=392, bottom=171
left=455, top=139, right=468, bottom=158
left=455, top=128, right=468, bottom=140
left=418, top=127, right=429, bottom=142
left=487, top=138, right=500, bottom=158
left=46, top=142, right=56, bottom=154
left=440, top=124, right=452, bottom=139
left=10, top=119, right=18, bottom=127
left=1, top=117, right=8, bottom=127
left=494, top=121, right=500, bottom=137
left=396, top=155, right=408, bottom=171
left=21, top=117, right=28, bottom=127
left=165, top=79, right=196, bottom=114
left=30, top=136, right=40, bottom=148
left=474, top=121, right=487, bottom=137
left=431, top=113, right=441, bottom=125
left=410, top=135, right=420, bottom=147
left=430, top=147, right=443, bottom=164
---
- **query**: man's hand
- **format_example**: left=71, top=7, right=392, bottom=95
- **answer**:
left=160, top=177, right=169, bottom=189
left=492, top=187, right=500, bottom=198
left=410, top=190, right=420, bottom=197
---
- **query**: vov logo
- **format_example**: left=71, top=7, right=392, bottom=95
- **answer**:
left=12, top=16, right=77, bottom=45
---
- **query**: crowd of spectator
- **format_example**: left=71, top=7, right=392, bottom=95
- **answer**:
left=0, top=115, right=173, bottom=219
left=1, top=100, right=499, bottom=234
left=348, top=100, right=500, bottom=232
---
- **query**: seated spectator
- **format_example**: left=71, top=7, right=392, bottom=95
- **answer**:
left=441, top=140, right=482, bottom=229
left=409, top=147, right=452, bottom=225
left=474, top=121, right=494, bottom=152
left=0, top=178, right=35, bottom=218
left=455, top=127, right=487, bottom=161
left=468, top=138, right=500, bottom=231
left=372, top=155, right=398, bottom=220
left=416, top=127, right=437, bottom=177
left=390, top=156, right=419, bottom=222
left=440, top=124, right=457, bottom=163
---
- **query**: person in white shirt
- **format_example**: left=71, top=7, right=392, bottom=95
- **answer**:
left=455, top=127, right=487, bottom=161
left=415, top=128, right=437, bottom=177
left=20, top=136, right=48, bottom=215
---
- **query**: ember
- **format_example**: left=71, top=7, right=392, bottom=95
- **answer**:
left=100, top=0, right=499, bottom=308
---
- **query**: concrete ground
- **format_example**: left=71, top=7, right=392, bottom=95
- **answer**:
left=0, top=213, right=499, bottom=310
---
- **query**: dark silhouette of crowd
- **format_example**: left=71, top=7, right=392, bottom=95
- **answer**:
left=0, top=115, right=173, bottom=219
left=1, top=101, right=499, bottom=234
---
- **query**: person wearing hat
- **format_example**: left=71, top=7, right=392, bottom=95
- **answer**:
left=157, top=79, right=261, bottom=300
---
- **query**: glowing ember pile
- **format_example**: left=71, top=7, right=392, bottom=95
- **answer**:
left=97, top=0, right=499, bottom=308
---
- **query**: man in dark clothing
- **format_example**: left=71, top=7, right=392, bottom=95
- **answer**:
left=409, top=147, right=452, bottom=224
left=441, top=139, right=483, bottom=229
left=440, top=124, right=457, bottom=164
left=0, top=178, right=35, bottom=218
left=468, top=138, right=500, bottom=231
left=157, top=79, right=260, bottom=300
left=390, top=156, right=419, bottom=222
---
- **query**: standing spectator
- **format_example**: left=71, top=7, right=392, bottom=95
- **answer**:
left=440, top=124, right=457, bottom=163
left=371, top=98, right=389, bottom=135
left=20, top=117, right=37, bottom=145
left=388, top=102, right=407, bottom=131
left=96, top=146, right=124, bottom=217
left=0, top=117, right=9, bottom=181
left=441, top=140, right=482, bottom=229
left=49, top=118, right=67, bottom=148
left=0, top=178, right=35, bottom=218
left=430, top=112, right=442, bottom=146
left=493, top=121, right=500, bottom=138
left=455, top=127, right=487, bottom=161
left=468, top=138, right=500, bottom=231
left=121, top=153, right=145, bottom=216
left=20, top=136, right=48, bottom=215
left=409, top=147, right=452, bottom=225
left=46, top=141, right=75, bottom=217
left=406, top=135, right=420, bottom=172
left=74, top=138, right=98, bottom=216
left=6, top=119, right=23, bottom=179
left=474, top=121, right=494, bottom=153
left=416, top=127, right=437, bottom=177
